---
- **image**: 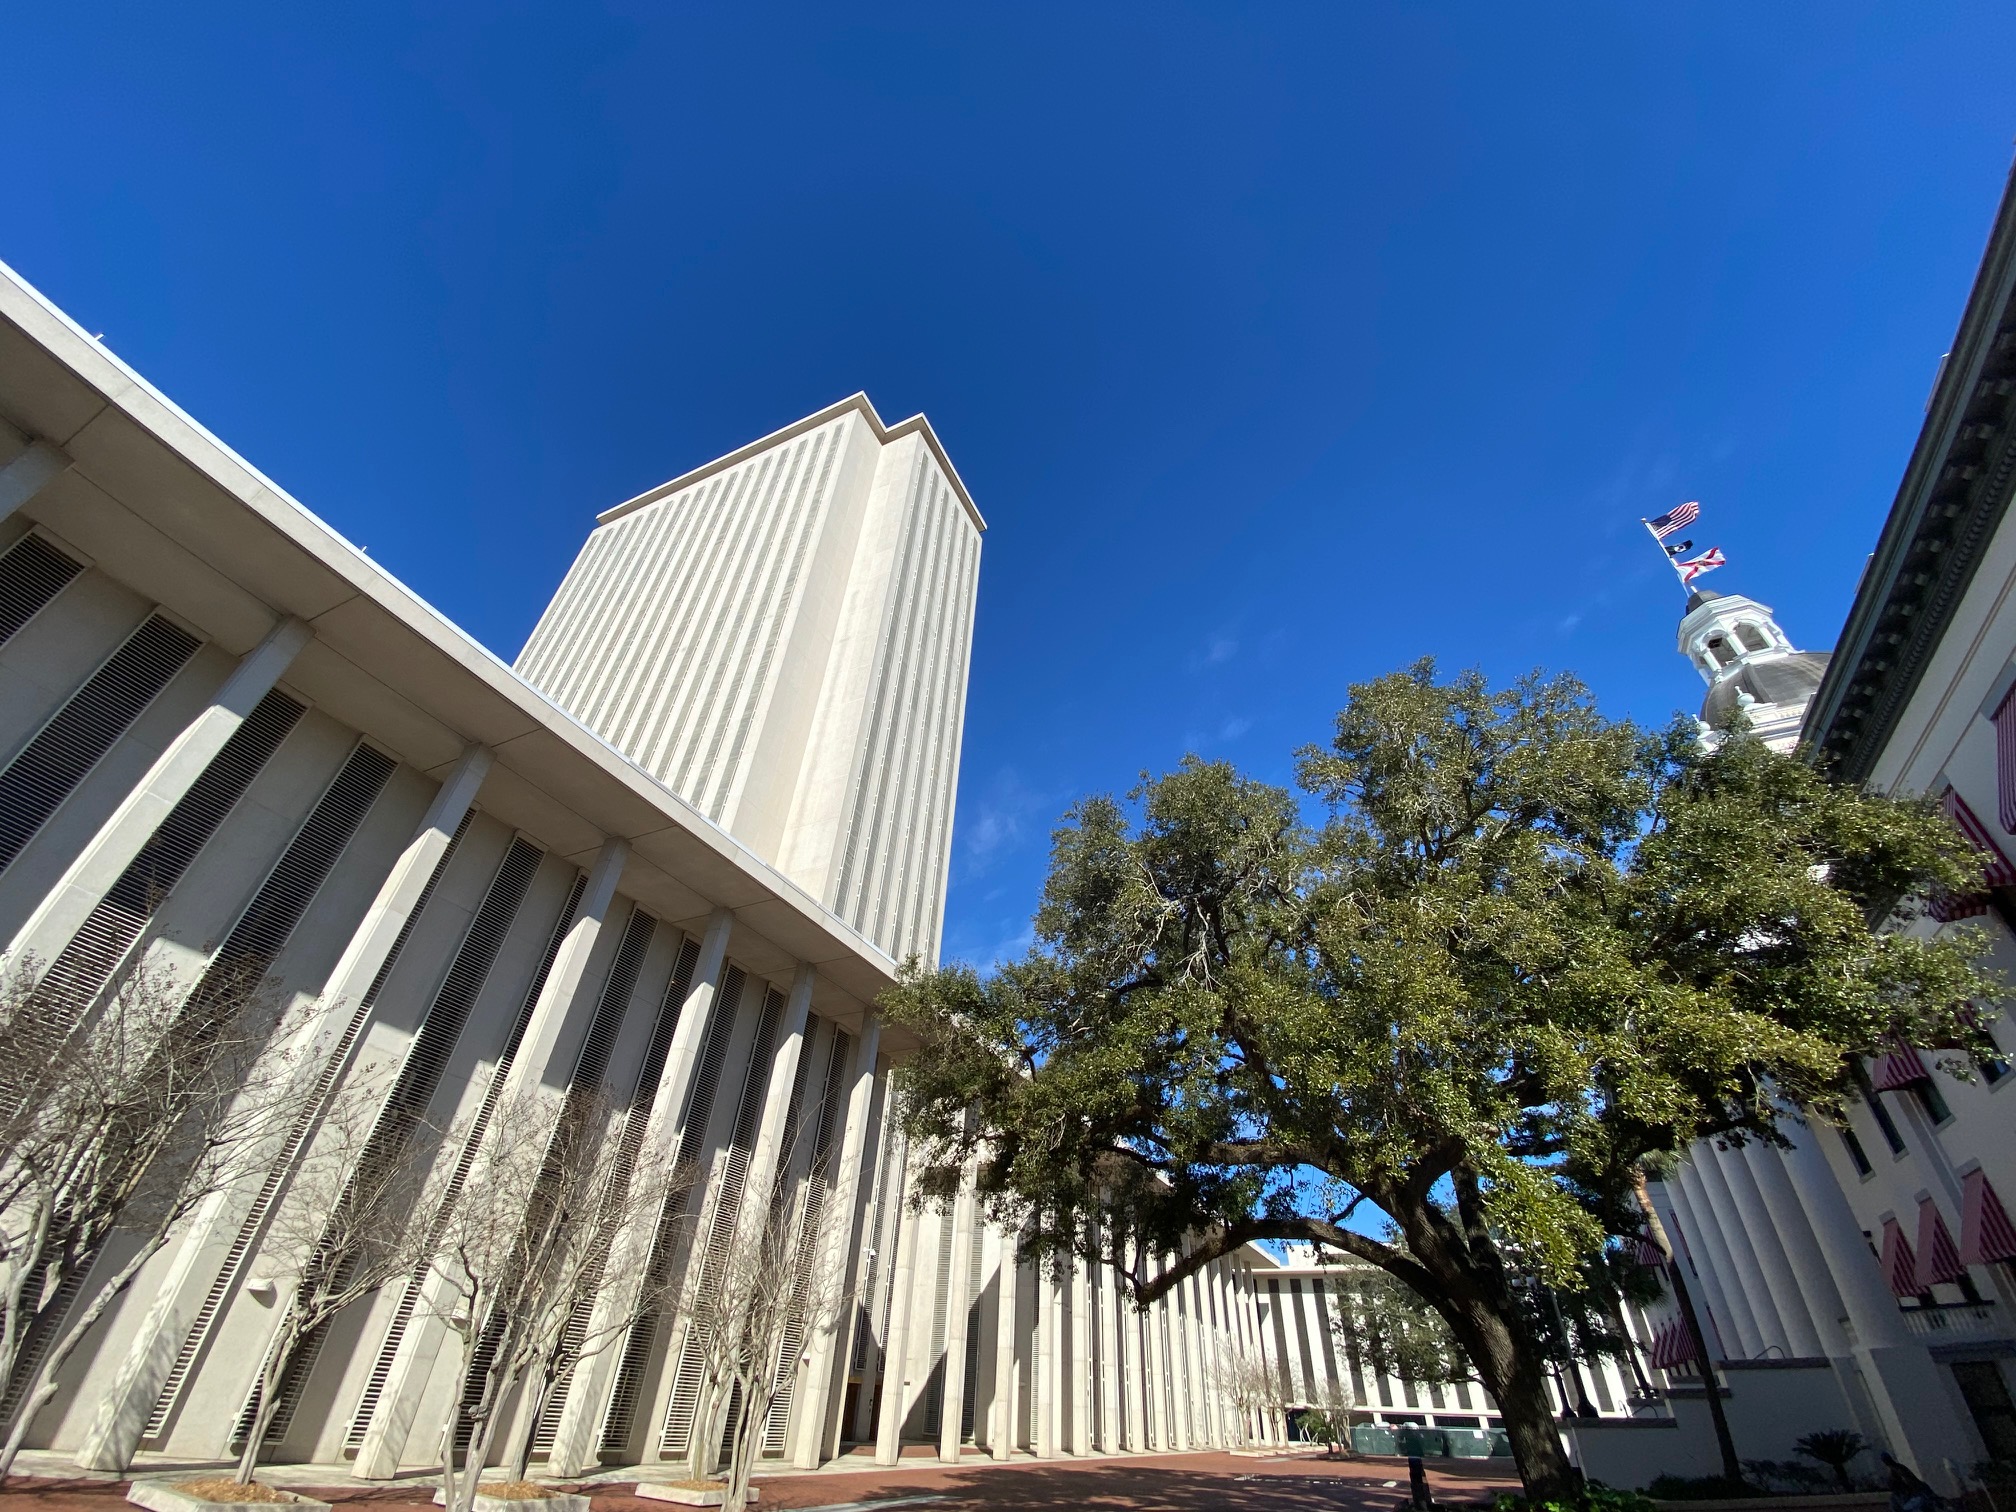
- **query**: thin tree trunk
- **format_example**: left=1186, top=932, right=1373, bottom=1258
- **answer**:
left=0, top=1235, right=165, bottom=1479
left=237, top=1318, right=301, bottom=1484
left=1632, top=1169, right=1744, bottom=1487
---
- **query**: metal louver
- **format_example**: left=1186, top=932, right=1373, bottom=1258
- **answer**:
left=0, top=613, right=200, bottom=875
left=345, top=863, right=585, bottom=1450
left=659, top=984, right=788, bottom=1456
left=760, top=1026, right=853, bottom=1456
left=0, top=688, right=306, bottom=1427
left=140, top=742, right=399, bottom=1442
left=444, top=905, right=659, bottom=1446
left=0, top=533, right=83, bottom=647
left=531, top=934, right=700, bottom=1455
left=249, top=835, right=545, bottom=1450
left=598, top=965, right=745, bottom=1455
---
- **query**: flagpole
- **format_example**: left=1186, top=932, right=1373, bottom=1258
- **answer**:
left=1642, top=519, right=1692, bottom=593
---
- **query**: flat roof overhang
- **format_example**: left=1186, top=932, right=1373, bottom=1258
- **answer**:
left=0, top=259, right=908, bottom=1044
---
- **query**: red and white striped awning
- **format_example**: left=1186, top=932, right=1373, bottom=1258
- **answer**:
left=1992, top=686, right=2016, bottom=834
left=1916, top=1196, right=1968, bottom=1288
left=1880, top=1216, right=1922, bottom=1299
left=1961, top=1168, right=2016, bottom=1266
left=1873, top=1042, right=1931, bottom=1091
left=1931, top=789, right=2016, bottom=920
left=1647, top=1317, right=1697, bottom=1370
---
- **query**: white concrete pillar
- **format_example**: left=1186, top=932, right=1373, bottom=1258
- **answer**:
left=1120, top=1247, right=1145, bottom=1452
left=1068, top=1248, right=1090, bottom=1453
left=1714, top=1142, right=1825, bottom=1357
left=1692, top=1146, right=1791, bottom=1354
left=873, top=1145, right=924, bottom=1465
left=74, top=745, right=493, bottom=1473
left=793, top=1012, right=882, bottom=1468
left=351, top=835, right=628, bottom=1482
left=1096, top=1250, right=1121, bottom=1453
left=0, top=435, right=71, bottom=522
left=1739, top=1139, right=1851, bottom=1354
left=544, top=903, right=731, bottom=1475
left=936, top=1163, right=979, bottom=1462
left=1776, top=1122, right=1982, bottom=1487
left=1034, top=1261, right=1061, bottom=1457
left=738, top=965, right=813, bottom=1218
left=990, top=1223, right=1021, bottom=1461
left=8, top=615, right=313, bottom=967
left=1669, top=1167, right=1760, bottom=1357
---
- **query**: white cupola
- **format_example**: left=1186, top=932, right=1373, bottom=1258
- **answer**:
left=1676, top=590, right=1830, bottom=753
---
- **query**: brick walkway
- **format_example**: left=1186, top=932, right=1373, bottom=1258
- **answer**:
left=3, top=1454, right=1518, bottom=1512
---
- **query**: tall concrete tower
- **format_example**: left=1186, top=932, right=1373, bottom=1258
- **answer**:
left=516, top=394, right=983, bottom=963
left=1676, top=588, right=1830, bottom=752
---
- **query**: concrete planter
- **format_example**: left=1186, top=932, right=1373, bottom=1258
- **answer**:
left=432, top=1488, right=592, bottom=1512
left=128, top=1483, right=333, bottom=1512
left=633, top=1482, right=759, bottom=1508
left=1649, top=1497, right=1888, bottom=1512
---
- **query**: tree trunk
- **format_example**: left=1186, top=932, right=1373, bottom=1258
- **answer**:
left=1633, top=1170, right=1744, bottom=1487
left=1445, top=1300, right=1577, bottom=1502
left=0, top=1236, right=164, bottom=1479
left=237, top=1319, right=301, bottom=1485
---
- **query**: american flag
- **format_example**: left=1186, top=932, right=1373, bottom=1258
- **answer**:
left=1646, top=502, right=1700, bottom=539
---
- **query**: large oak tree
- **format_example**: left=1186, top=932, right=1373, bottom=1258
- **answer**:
left=884, top=663, right=1999, bottom=1500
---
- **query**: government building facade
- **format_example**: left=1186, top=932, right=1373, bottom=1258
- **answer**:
left=0, top=260, right=1647, bottom=1484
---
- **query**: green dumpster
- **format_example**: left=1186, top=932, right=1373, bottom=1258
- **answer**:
left=1446, top=1429, right=1493, bottom=1459
left=1351, top=1424, right=1397, bottom=1455
left=1395, top=1426, right=1449, bottom=1457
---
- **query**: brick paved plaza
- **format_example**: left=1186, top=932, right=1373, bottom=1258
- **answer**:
left=1, top=1453, right=1518, bottom=1512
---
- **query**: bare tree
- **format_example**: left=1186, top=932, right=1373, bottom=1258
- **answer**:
left=421, top=1088, right=688, bottom=1512
left=231, top=1074, right=436, bottom=1483
left=1220, top=1343, right=1288, bottom=1447
left=0, top=959, right=304, bottom=1477
left=677, top=1157, right=855, bottom=1511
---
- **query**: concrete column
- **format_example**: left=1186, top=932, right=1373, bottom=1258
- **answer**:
left=1067, top=1247, right=1090, bottom=1453
left=0, top=435, right=71, bottom=522
left=936, top=1163, right=979, bottom=1462
left=351, top=836, right=628, bottom=1482
left=545, top=903, right=731, bottom=1475
left=1157, top=1271, right=1181, bottom=1450
left=1692, top=1146, right=1792, bottom=1354
left=990, top=1223, right=1021, bottom=1460
left=1096, top=1250, right=1121, bottom=1453
left=873, top=1146, right=924, bottom=1465
left=8, top=615, right=313, bottom=967
left=1034, top=1261, right=1062, bottom=1457
left=1671, top=1166, right=1761, bottom=1357
left=850, top=1113, right=902, bottom=1447
left=1120, top=1246, right=1145, bottom=1451
left=1739, top=1139, right=1851, bottom=1354
left=1210, top=1262, right=1243, bottom=1444
left=738, top=965, right=814, bottom=1219
left=73, top=745, right=493, bottom=1473
left=1715, top=1142, right=1825, bottom=1358
left=793, top=1012, right=882, bottom=1468
left=1172, top=1259, right=1199, bottom=1450
left=1778, top=1122, right=1982, bottom=1487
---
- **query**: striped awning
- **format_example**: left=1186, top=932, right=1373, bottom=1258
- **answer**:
left=1630, top=1237, right=1665, bottom=1268
left=1993, top=685, right=2016, bottom=834
left=1916, top=1196, right=1968, bottom=1288
left=1930, top=790, right=2016, bottom=920
left=1648, top=1317, right=1697, bottom=1370
left=1873, top=1042, right=1932, bottom=1090
left=1961, top=1168, right=2016, bottom=1266
left=1880, top=1216, right=1922, bottom=1298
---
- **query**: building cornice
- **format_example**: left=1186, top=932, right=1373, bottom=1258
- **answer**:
left=1805, top=160, right=2016, bottom=781
left=595, top=391, right=988, bottom=533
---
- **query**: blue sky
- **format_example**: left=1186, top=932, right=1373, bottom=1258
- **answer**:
left=7, top=4, right=2016, bottom=969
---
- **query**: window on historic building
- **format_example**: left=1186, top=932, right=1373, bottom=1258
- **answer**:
left=1951, top=1361, right=2016, bottom=1461
left=1735, top=623, right=1768, bottom=652
left=1839, top=1125, right=1874, bottom=1177
left=1911, top=1077, right=1955, bottom=1126
left=1995, top=684, right=2016, bottom=834
left=1851, top=1063, right=1908, bottom=1155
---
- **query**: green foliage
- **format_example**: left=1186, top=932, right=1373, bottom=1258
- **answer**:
left=1795, top=1429, right=1873, bottom=1490
left=1331, top=1264, right=1471, bottom=1387
left=1496, top=1482, right=1657, bottom=1512
left=1743, top=1460, right=1830, bottom=1494
left=884, top=661, right=2000, bottom=1494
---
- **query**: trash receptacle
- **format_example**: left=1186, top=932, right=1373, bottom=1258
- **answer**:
left=1446, top=1429, right=1492, bottom=1459
left=1395, top=1426, right=1449, bottom=1457
left=1487, top=1429, right=1514, bottom=1457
